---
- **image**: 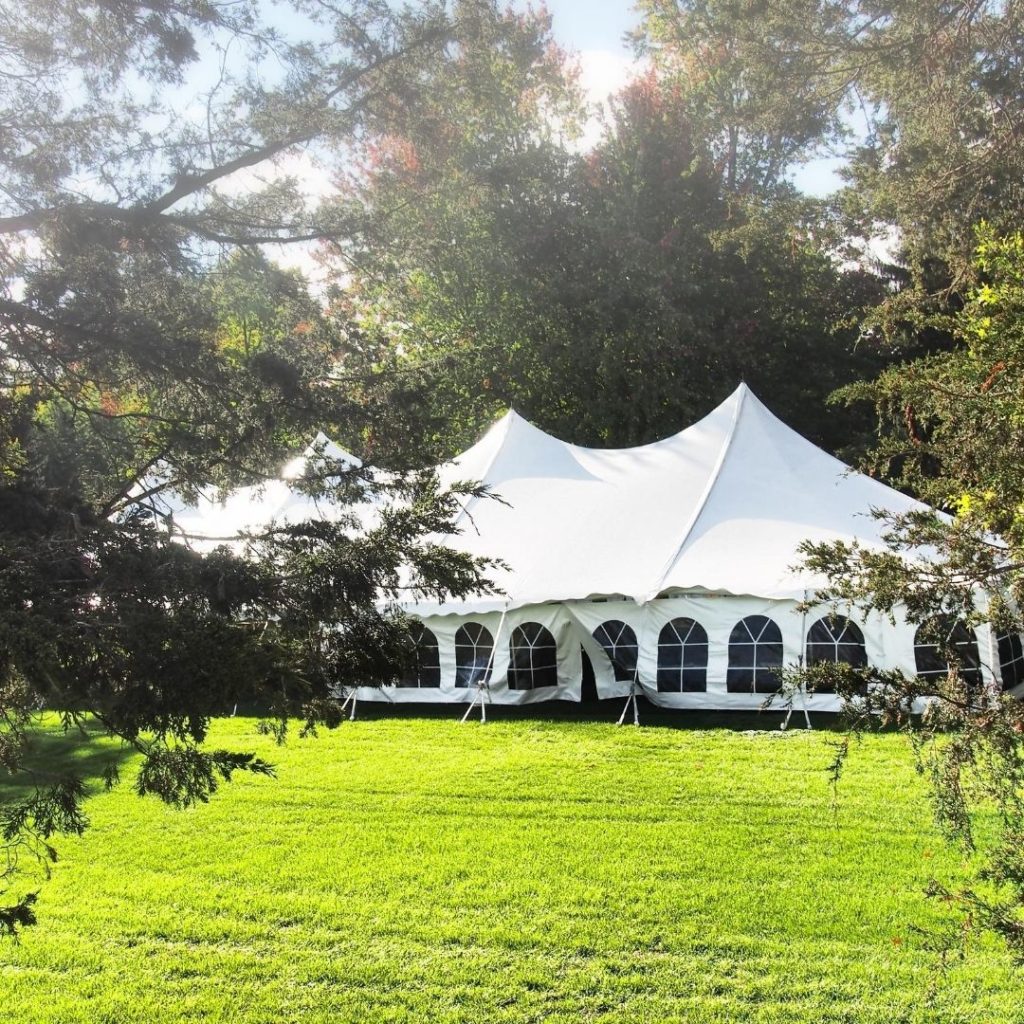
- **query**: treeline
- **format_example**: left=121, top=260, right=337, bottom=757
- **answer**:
left=329, top=0, right=1024, bottom=464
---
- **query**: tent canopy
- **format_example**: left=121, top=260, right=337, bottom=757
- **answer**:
left=140, top=384, right=933, bottom=615
left=419, top=383, right=931, bottom=615
left=135, top=432, right=364, bottom=544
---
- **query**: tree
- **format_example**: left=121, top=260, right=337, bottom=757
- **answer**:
left=795, top=225, right=1024, bottom=959
left=633, top=1, right=1024, bottom=339
left=336, top=19, right=885, bottom=455
left=0, top=0, right=497, bottom=934
left=564, top=73, right=884, bottom=452
left=836, top=0, right=1024, bottom=335
left=323, top=0, right=589, bottom=456
left=633, top=0, right=852, bottom=193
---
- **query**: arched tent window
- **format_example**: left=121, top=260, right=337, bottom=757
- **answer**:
left=455, top=622, right=494, bottom=688
left=805, top=616, right=868, bottom=694
left=508, top=622, right=558, bottom=690
left=806, top=616, right=868, bottom=667
left=914, top=618, right=982, bottom=686
left=657, top=618, right=708, bottom=692
left=997, top=632, right=1024, bottom=691
left=727, top=615, right=784, bottom=693
left=399, top=622, right=441, bottom=688
left=592, top=620, right=638, bottom=682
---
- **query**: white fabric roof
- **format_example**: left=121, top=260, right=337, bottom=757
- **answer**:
left=419, top=383, right=931, bottom=614
left=134, top=433, right=364, bottom=546
left=138, top=384, right=933, bottom=612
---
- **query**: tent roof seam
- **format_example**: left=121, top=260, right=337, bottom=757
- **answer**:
left=643, top=383, right=749, bottom=603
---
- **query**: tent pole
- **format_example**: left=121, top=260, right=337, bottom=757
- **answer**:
left=782, top=592, right=812, bottom=731
left=616, top=680, right=639, bottom=726
left=460, top=687, right=482, bottom=723
left=617, top=603, right=647, bottom=727
left=461, top=605, right=507, bottom=724
left=782, top=689, right=811, bottom=730
left=339, top=687, right=358, bottom=721
left=460, top=676, right=492, bottom=724
left=985, top=593, right=1000, bottom=698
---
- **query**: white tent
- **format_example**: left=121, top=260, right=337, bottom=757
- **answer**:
left=358, top=383, right=1023, bottom=710
left=135, top=432, right=365, bottom=547
left=153, top=384, right=1022, bottom=710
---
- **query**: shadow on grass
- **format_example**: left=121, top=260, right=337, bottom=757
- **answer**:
left=3, top=717, right=139, bottom=804
left=287, top=695, right=853, bottom=733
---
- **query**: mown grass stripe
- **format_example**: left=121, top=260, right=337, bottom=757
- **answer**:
left=1, top=717, right=1018, bottom=1023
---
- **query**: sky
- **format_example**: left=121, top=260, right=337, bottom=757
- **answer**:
left=539, top=0, right=638, bottom=56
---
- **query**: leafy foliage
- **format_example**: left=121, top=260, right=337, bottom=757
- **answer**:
left=634, top=0, right=852, bottom=192
left=0, top=776, right=87, bottom=938
left=633, top=1, right=1024, bottom=338
left=336, top=13, right=886, bottom=456
left=794, top=228, right=1024, bottom=960
left=134, top=748, right=276, bottom=809
left=0, top=0, right=498, bottom=932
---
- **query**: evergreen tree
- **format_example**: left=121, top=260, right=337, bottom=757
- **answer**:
left=0, top=0, right=494, bottom=934
left=796, top=226, right=1024, bottom=960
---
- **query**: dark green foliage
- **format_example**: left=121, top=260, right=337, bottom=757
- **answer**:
left=633, top=0, right=852, bottom=192
left=0, top=892, right=37, bottom=939
left=135, top=748, right=275, bottom=809
left=620, top=4, right=1024, bottom=961
left=791, top=230, right=1024, bottom=961
left=1, top=777, right=88, bottom=843
left=635, top=1, right=1024, bottom=339
left=0, top=0, right=496, bottom=932
left=336, top=4, right=887, bottom=457
left=0, top=778, right=88, bottom=937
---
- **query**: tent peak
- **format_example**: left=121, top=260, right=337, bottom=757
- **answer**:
left=726, top=380, right=755, bottom=406
left=643, top=382, right=748, bottom=601
left=282, top=431, right=362, bottom=480
left=472, top=384, right=762, bottom=463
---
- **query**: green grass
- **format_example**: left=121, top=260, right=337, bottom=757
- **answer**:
left=1, top=711, right=1021, bottom=1023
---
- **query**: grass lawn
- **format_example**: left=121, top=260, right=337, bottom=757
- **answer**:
left=1, top=709, right=1021, bottom=1023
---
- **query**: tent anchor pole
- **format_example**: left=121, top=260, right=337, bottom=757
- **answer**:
left=782, top=591, right=813, bottom=730
left=461, top=607, right=504, bottom=724
left=616, top=681, right=640, bottom=727
left=460, top=681, right=489, bottom=724
left=340, top=688, right=358, bottom=721
left=781, top=690, right=812, bottom=731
